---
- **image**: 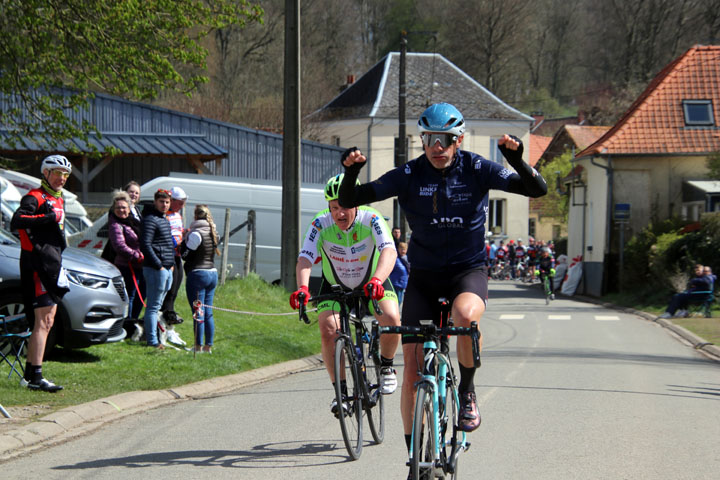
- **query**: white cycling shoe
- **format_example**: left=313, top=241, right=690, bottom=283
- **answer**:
left=380, top=366, right=397, bottom=395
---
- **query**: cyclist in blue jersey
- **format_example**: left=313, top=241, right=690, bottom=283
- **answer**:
left=338, top=102, right=547, bottom=454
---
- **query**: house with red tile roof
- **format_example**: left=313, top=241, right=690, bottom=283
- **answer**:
left=567, top=45, right=720, bottom=296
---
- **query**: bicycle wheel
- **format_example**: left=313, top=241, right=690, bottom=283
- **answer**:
left=441, top=374, right=462, bottom=479
left=544, top=277, right=551, bottom=304
left=334, top=337, right=363, bottom=459
left=364, top=337, right=385, bottom=444
left=411, top=383, right=436, bottom=480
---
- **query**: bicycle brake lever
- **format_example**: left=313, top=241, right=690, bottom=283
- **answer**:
left=372, top=298, right=383, bottom=317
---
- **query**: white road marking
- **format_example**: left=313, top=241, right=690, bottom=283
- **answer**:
left=595, top=315, right=620, bottom=321
left=499, top=314, right=525, bottom=320
left=548, top=315, right=571, bottom=320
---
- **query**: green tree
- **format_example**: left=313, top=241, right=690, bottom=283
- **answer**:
left=707, top=151, right=720, bottom=180
left=537, top=150, right=573, bottom=221
left=0, top=0, right=262, bottom=150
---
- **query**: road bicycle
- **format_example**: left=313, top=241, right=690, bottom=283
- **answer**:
left=298, top=286, right=385, bottom=460
left=538, top=270, right=555, bottom=304
left=374, top=298, right=481, bottom=479
left=490, top=259, right=511, bottom=280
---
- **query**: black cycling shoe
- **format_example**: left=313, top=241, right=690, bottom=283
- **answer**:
left=20, top=377, right=64, bottom=392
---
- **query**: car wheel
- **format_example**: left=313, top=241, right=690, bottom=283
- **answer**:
left=0, top=290, right=59, bottom=355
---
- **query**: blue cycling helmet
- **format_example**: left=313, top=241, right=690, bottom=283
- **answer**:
left=417, top=103, right=465, bottom=136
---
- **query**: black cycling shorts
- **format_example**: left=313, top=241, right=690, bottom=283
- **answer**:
left=401, top=266, right=488, bottom=344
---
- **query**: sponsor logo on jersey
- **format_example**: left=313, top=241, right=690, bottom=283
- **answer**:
left=499, top=168, right=512, bottom=179
left=474, top=159, right=482, bottom=169
left=300, top=249, right=315, bottom=259
left=351, top=244, right=367, bottom=255
left=353, top=232, right=358, bottom=242
left=419, top=185, right=437, bottom=197
left=431, top=216, right=464, bottom=228
left=308, top=227, right=318, bottom=242
left=405, top=164, right=411, bottom=174
left=312, top=218, right=322, bottom=230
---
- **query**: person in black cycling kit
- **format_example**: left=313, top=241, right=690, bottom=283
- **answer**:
left=338, top=102, right=547, bottom=462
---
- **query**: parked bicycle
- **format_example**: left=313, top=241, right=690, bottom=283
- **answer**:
left=298, top=286, right=385, bottom=460
left=374, top=298, right=481, bottom=479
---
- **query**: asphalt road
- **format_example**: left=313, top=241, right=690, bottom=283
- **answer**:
left=4, top=281, right=720, bottom=479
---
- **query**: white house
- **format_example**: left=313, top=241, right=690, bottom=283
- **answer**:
left=307, top=52, right=534, bottom=241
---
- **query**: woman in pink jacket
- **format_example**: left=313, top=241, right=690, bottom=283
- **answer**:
left=108, top=191, right=144, bottom=329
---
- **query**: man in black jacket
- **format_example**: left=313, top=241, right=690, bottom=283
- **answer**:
left=140, top=189, right=175, bottom=348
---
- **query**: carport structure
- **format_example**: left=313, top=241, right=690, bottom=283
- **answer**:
left=0, top=130, right=227, bottom=202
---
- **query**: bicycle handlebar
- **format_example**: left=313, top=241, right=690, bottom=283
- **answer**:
left=374, top=321, right=482, bottom=368
left=296, top=287, right=383, bottom=325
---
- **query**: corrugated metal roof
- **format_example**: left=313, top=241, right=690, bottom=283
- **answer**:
left=0, top=130, right=227, bottom=158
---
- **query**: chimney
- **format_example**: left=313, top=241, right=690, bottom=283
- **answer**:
left=530, top=111, right=544, bottom=132
left=340, top=74, right=356, bottom=92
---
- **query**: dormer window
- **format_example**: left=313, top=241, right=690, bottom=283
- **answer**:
left=682, top=100, right=714, bottom=126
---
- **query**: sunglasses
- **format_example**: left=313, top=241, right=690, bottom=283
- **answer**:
left=421, top=133, right=458, bottom=148
left=51, top=169, right=70, bottom=179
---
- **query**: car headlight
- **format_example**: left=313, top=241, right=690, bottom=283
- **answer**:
left=66, top=270, right=110, bottom=289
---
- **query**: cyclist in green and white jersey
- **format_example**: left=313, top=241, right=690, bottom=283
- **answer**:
left=290, top=174, right=401, bottom=414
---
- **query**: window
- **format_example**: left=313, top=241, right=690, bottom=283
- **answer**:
left=489, top=138, right=505, bottom=165
left=682, top=100, right=714, bottom=126
left=488, top=198, right=505, bottom=233
left=528, top=218, right=536, bottom=238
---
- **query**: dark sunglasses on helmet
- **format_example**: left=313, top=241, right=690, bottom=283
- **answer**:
left=421, top=133, right=458, bottom=148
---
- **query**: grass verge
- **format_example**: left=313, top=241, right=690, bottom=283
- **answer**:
left=0, top=273, right=319, bottom=412
left=602, top=291, right=720, bottom=345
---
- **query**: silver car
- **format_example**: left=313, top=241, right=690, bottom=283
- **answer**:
left=0, top=227, right=128, bottom=351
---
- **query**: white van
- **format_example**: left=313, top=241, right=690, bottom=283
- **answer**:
left=70, top=173, right=328, bottom=284
left=0, top=169, right=93, bottom=234
left=0, top=176, right=22, bottom=230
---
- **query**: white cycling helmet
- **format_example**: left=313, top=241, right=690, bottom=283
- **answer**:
left=41, top=154, right=72, bottom=174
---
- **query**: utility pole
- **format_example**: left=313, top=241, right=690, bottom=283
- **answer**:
left=280, top=0, right=300, bottom=291
left=395, top=32, right=408, bottom=237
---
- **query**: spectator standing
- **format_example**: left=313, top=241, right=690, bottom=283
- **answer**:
left=124, top=180, right=142, bottom=223
left=107, top=191, right=144, bottom=334
left=392, top=226, right=402, bottom=248
left=160, top=186, right=187, bottom=326
left=11, top=155, right=73, bottom=391
left=182, top=205, right=220, bottom=353
left=140, top=189, right=175, bottom=348
left=123, top=181, right=145, bottom=320
left=390, top=241, right=410, bottom=305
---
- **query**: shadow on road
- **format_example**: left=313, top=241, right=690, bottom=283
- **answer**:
left=51, top=439, right=360, bottom=471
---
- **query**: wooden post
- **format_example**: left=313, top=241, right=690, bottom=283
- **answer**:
left=220, top=208, right=231, bottom=285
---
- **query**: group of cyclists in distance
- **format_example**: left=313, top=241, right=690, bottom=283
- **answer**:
left=290, top=102, right=548, bottom=478
left=488, top=237, right=557, bottom=283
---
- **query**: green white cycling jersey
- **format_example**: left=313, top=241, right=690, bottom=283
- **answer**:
left=298, top=206, right=395, bottom=290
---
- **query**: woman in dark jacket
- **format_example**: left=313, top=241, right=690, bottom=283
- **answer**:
left=107, top=191, right=144, bottom=329
left=139, top=189, right=175, bottom=348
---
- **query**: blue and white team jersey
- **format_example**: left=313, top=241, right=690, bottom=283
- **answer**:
left=370, top=150, right=513, bottom=271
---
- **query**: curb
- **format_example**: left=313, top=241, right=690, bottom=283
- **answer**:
left=0, top=354, right=323, bottom=461
left=569, top=294, right=720, bottom=360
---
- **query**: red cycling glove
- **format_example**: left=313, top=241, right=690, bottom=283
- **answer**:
left=290, top=285, right=310, bottom=310
left=363, top=277, right=385, bottom=300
